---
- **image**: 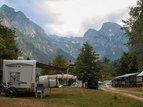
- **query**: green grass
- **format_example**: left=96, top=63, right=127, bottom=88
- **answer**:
left=39, top=88, right=143, bottom=107
left=0, top=88, right=143, bottom=107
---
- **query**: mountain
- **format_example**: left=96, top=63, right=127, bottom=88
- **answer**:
left=0, top=5, right=128, bottom=62
left=84, top=22, right=128, bottom=61
left=48, top=22, right=128, bottom=61
left=0, top=5, right=74, bottom=63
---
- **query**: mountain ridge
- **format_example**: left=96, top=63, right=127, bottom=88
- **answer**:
left=0, top=4, right=128, bottom=62
left=0, top=4, right=74, bottom=63
left=48, top=22, right=128, bottom=61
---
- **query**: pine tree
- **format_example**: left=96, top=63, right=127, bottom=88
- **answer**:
left=74, top=42, right=100, bottom=83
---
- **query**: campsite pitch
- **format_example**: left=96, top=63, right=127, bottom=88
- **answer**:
left=0, top=88, right=143, bottom=107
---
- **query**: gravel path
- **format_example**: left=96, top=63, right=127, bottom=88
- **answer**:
left=100, top=86, right=143, bottom=101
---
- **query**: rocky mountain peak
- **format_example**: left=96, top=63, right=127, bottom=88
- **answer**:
left=83, top=28, right=98, bottom=41
left=1, top=4, right=14, bottom=12
left=99, top=22, right=122, bottom=35
left=0, top=4, right=17, bottom=21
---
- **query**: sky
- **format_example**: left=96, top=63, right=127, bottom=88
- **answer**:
left=0, top=0, right=138, bottom=37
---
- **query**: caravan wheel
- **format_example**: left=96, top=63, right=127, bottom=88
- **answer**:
left=0, top=84, right=2, bottom=94
left=5, top=87, right=17, bottom=97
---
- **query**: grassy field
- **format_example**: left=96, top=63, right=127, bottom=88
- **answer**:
left=0, top=88, right=143, bottom=107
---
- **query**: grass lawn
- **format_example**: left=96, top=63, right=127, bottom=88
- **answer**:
left=0, top=88, right=143, bottom=107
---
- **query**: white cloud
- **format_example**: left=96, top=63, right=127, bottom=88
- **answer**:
left=40, top=0, right=137, bottom=36
left=0, top=0, right=138, bottom=37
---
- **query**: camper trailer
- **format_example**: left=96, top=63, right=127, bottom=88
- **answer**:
left=2, top=60, right=36, bottom=96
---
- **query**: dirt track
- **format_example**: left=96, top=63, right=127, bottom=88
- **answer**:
left=100, top=86, right=143, bottom=101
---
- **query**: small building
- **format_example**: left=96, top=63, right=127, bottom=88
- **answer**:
left=113, top=73, right=139, bottom=87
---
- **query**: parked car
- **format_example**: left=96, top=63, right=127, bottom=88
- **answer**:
left=70, top=81, right=82, bottom=88
left=87, top=80, right=98, bottom=89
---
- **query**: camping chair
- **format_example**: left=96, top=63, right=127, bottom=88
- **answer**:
left=35, top=84, right=44, bottom=98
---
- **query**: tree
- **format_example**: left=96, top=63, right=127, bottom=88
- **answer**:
left=74, top=42, right=100, bottom=83
left=0, top=24, right=18, bottom=81
left=98, top=58, right=113, bottom=81
left=123, top=0, right=143, bottom=71
left=116, top=53, right=138, bottom=75
left=0, top=24, right=18, bottom=60
left=40, top=55, right=68, bottom=75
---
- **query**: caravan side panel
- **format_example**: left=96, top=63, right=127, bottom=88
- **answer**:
left=3, top=60, right=36, bottom=92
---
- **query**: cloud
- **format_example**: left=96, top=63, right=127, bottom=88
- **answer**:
left=80, top=8, right=131, bottom=33
left=81, top=17, right=107, bottom=31
left=0, top=0, right=138, bottom=37
left=106, top=9, right=131, bottom=25
left=42, top=0, right=137, bottom=36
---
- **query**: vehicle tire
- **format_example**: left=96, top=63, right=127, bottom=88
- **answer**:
left=0, top=84, right=2, bottom=94
left=5, top=87, right=17, bottom=97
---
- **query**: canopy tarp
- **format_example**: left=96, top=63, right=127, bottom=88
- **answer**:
left=36, top=62, right=67, bottom=71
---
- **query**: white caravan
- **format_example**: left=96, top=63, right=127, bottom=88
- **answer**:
left=2, top=60, right=36, bottom=95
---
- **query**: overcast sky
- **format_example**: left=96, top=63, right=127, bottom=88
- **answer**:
left=0, top=0, right=138, bottom=37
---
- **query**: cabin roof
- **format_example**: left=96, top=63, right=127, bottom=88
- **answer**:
left=137, top=71, right=143, bottom=77
left=116, top=72, right=139, bottom=79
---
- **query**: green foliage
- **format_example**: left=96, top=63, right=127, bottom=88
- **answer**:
left=0, top=24, right=18, bottom=60
left=123, top=0, right=143, bottom=71
left=116, top=53, right=138, bottom=75
left=98, top=58, right=114, bottom=81
left=74, top=42, right=100, bottom=82
left=40, top=55, right=68, bottom=75
left=52, top=55, right=68, bottom=68
left=0, top=24, right=18, bottom=81
left=40, top=62, right=52, bottom=75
